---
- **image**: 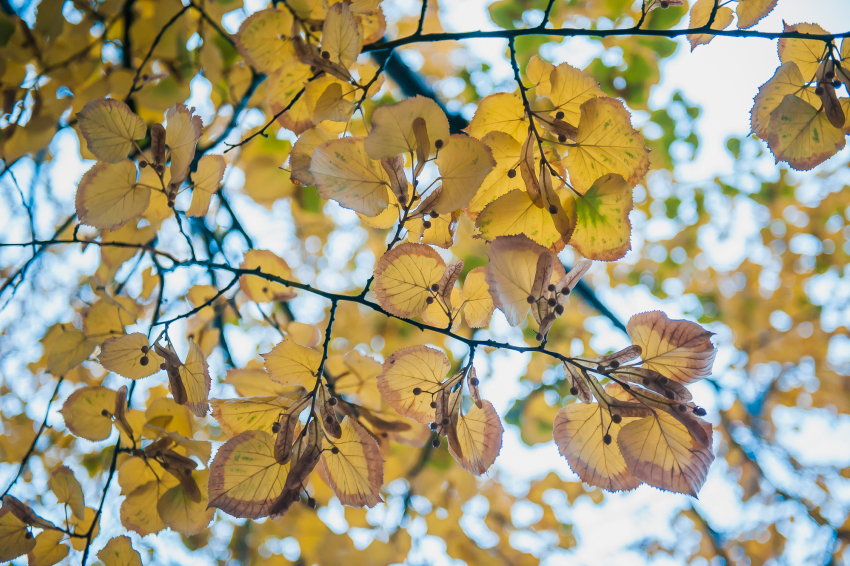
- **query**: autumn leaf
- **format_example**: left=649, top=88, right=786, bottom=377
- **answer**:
left=476, top=189, right=565, bottom=249
left=687, top=0, right=735, bottom=50
left=542, top=62, right=604, bottom=126
left=310, top=136, right=392, bottom=216
left=736, top=0, right=778, bottom=29
left=263, top=338, right=322, bottom=389
left=562, top=97, right=649, bottom=193
left=364, top=96, right=451, bottom=161
left=778, top=22, right=831, bottom=79
left=568, top=173, right=634, bottom=261
left=75, top=160, right=147, bottom=230
left=165, top=104, right=203, bottom=185
left=158, top=468, right=215, bottom=535
left=186, top=154, right=226, bottom=217
left=373, top=243, right=446, bottom=319
left=459, top=267, right=495, bottom=328
left=321, top=2, right=362, bottom=68
left=377, top=345, right=450, bottom=424
left=211, top=395, right=304, bottom=437
left=97, top=535, right=143, bottom=566
left=48, top=465, right=85, bottom=520
left=617, top=411, right=714, bottom=496
left=176, top=341, right=211, bottom=417
left=27, top=529, right=69, bottom=566
left=626, top=311, right=716, bottom=384
left=238, top=249, right=295, bottom=303
left=766, top=93, right=846, bottom=171
left=98, top=333, right=163, bottom=379
left=290, top=127, right=335, bottom=186
left=120, top=480, right=170, bottom=536
left=47, top=327, right=96, bottom=376
left=447, top=399, right=503, bottom=475
left=313, top=82, right=356, bottom=123
left=235, top=8, right=296, bottom=74
left=60, top=386, right=116, bottom=441
left=466, top=93, right=528, bottom=141
left=0, top=504, right=35, bottom=562
left=77, top=98, right=146, bottom=163
left=432, top=134, right=495, bottom=214
left=553, top=402, right=640, bottom=492
left=208, top=430, right=290, bottom=519
left=466, top=132, right=525, bottom=218
left=321, top=417, right=384, bottom=507
left=751, top=62, right=820, bottom=140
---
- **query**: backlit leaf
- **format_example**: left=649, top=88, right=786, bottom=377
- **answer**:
left=27, top=529, right=69, bottom=566
left=77, top=98, right=146, bottom=163
left=47, top=327, right=96, bottom=376
left=157, top=469, right=214, bottom=535
left=626, top=311, right=716, bottom=384
left=311, top=136, right=392, bottom=216
left=778, top=22, right=830, bottom=79
left=263, top=338, right=322, bottom=389
left=485, top=235, right=555, bottom=326
left=211, top=395, right=303, bottom=437
left=687, top=0, right=734, bottom=50
left=98, top=333, right=164, bottom=379
left=165, top=104, right=203, bottom=185
left=238, top=249, right=295, bottom=303
left=460, top=267, right=495, bottom=328
left=766, top=93, right=845, bottom=171
left=97, top=535, right=143, bottom=566
left=447, top=399, right=503, bottom=475
left=568, top=173, right=634, bottom=261
left=0, top=505, right=35, bottom=562
left=75, top=161, right=146, bottom=230
left=377, top=345, right=450, bottom=424
left=432, top=134, right=495, bottom=214
left=364, top=96, right=450, bottom=161
left=544, top=62, right=603, bottom=126
left=322, top=417, right=384, bottom=507
left=177, top=341, right=211, bottom=417
left=186, top=154, right=226, bottom=217
left=60, top=386, right=116, bottom=441
left=373, top=243, right=446, bottom=318
left=235, top=8, right=295, bottom=74
left=321, top=2, right=362, bottom=68
left=736, top=0, right=777, bottom=29
left=48, top=465, right=85, bottom=520
left=751, top=61, right=820, bottom=140
left=466, top=92, right=527, bottom=141
left=466, top=132, right=524, bottom=218
left=476, top=189, right=564, bottom=249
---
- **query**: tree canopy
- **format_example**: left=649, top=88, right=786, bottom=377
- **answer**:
left=0, top=0, right=849, bottom=564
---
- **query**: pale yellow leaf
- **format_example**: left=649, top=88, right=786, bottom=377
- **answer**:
left=373, top=243, right=446, bottom=318
left=432, top=134, right=495, bottom=214
left=736, top=0, right=777, bottom=29
left=235, top=8, right=296, bottom=74
left=60, top=386, right=116, bottom=441
left=687, top=0, right=734, bottom=50
left=627, top=311, right=716, bottom=384
left=75, top=161, right=147, bottom=230
left=447, top=399, right=503, bottom=475
left=165, top=104, right=203, bottom=185
left=238, top=249, right=295, bottom=303
left=311, top=136, right=392, bottom=216
left=157, top=469, right=214, bottom=535
left=77, top=98, right=146, bottom=163
left=27, top=529, right=69, bottom=566
left=322, top=417, right=384, bottom=507
left=751, top=61, right=820, bottom=140
left=321, top=2, right=362, bottom=68
left=377, top=345, right=450, bottom=424
left=186, top=154, right=226, bottom=217
left=263, top=338, right=322, bottom=389
left=48, top=465, right=85, bottom=520
left=766, top=93, right=846, bottom=171
left=484, top=234, right=555, bottom=326
left=460, top=267, right=495, bottom=328
left=97, top=535, right=143, bottom=566
left=466, top=93, right=528, bottom=141
left=98, top=333, right=163, bottom=380
left=364, top=96, right=450, bottom=161
left=778, top=22, right=831, bottom=80
left=211, top=395, right=302, bottom=437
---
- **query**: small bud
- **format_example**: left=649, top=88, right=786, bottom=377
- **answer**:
left=657, top=376, right=668, bottom=384
left=694, top=407, right=707, bottom=417
left=621, top=383, right=631, bottom=390
left=609, top=360, right=620, bottom=369
left=167, top=201, right=175, bottom=208
left=547, top=284, right=556, bottom=292
left=660, top=0, right=669, bottom=7
left=160, top=363, right=168, bottom=370
left=430, top=211, right=439, bottom=218
left=139, top=356, right=149, bottom=366
left=141, top=345, right=149, bottom=354
left=101, top=409, right=110, bottom=417
left=326, top=415, right=334, bottom=424
left=826, top=70, right=835, bottom=80
left=434, top=139, right=444, bottom=149
left=558, top=134, right=566, bottom=143
left=548, top=205, right=558, bottom=214
left=430, top=283, right=439, bottom=292
left=569, top=386, right=579, bottom=396
left=430, top=401, right=437, bottom=408
left=535, top=332, right=544, bottom=341
left=25, top=531, right=33, bottom=539
left=470, top=377, right=479, bottom=386
left=441, top=417, right=449, bottom=426
left=328, top=396, right=338, bottom=406
left=834, top=80, right=842, bottom=88
left=507, top=169, right=517, bottom=178
left=139, top=161, right=148, bottom=168
left=430, top=422, right=438, bottom=430
left=331, top=446, right=339, bottom=454
left=262, top=287, right=268, bottom=293
left=426, top=296, right=435, bottom=304
left=547, top=298, right=557, bottom=307
left=611, top=413, right=622, bottom=424
left=423, top=220, right=432, bottom=229
left=272, top=422, right=281, bottom=434
left=555, top=111, right=565, bottom=120
left=554, top=304, right=564, bottom=315
left=308, top=497, right=317, bottom=509
left=413, top=387, right=422, bottom=395
left=155, top=164, right=164, bottom=173
left=560, top=287, right=571, bottom=296
left=603, top=434, right=612, bottom=445
left=596, top=365, right=605, bottom=372
left=677, top=404, right=686, bottom=412
left=815, top=86, right=824, bottom=95
left=432, top=438, right=440, bottom=448
left=526, top=295, right=536, bottom=304
left=321, top=50, right=330, bottom=59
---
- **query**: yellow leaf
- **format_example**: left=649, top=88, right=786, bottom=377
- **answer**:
left=97, top=535, right=143, bottom=566
left=60, top=386, right=116, bottom=441
left=321, top=417, right=384, bottom=507
left=83, top=296, right=139, bottom=343
left=465, top=93, right=527, bottom=141
left=778, top=22, right=831, bottom=80
left=321, top=1, right=362, bottom=68
left=48, top=465, right=85, bottom=520
left=47, top=327, right=96, bottom=376
left=310, top=136, right=392, bottom=216
left=96, top=223, right=157, bottom=284
left=432, top=134, right=495, bottom=214
left=264, top=338, right=322, bottom=389
left=141, top=266, right=158, bottom=300
left=146, top=396, right=194, bottom=439
left=313, top=82, right=356, bottom=123
left=421, top=286, right=462, bottom=330
left=77, top=98, right=146, bottom=163
left=266, top=59, right=313, bottom=126
left=766, top=93, right=846, bottom=171
left=120, top=480, right=168, bottom=536
left=460, top=267, right=495, bottom=329
left=377, top=345, right=449, bottom=424
left=562, top=97, right=649, bottom=193
left=466, top=132, right=524, bottom=218
left=68, top=507, right=99, bottom=551
left=290, top=127, right=335, bottom=186
left=447, top=399, right=503, bottom=475
left=118, top=456, right=172, bottom=496
left=186, top=154, right=226, bottom=217
left=238, top=249, right=295, bottom=303
left=544, top=62, right=603, bottom=126
left=224, top=368, right=303, bottom=397
left=211, top=395, right=303, bottom=437
left=373, top=243, right=446, bottom=318
left=75, top=161, right=147, bottom=230
left=157, top=469, right=214, bottom=535
left=736, top=0, right=777, bottom=29
left=235, top=8, right=296, bottom=74
left=165, top=103, right=203, bottom=185
left=208, top=430, right=290, bottom=518
left=178, top=340, right=211, bottom=417
left=364, top=96, right=450, bottom=161
left=617, top=411, right=714, bottom=496
left=99, top=333, right=164, bottom=379
left=553, top=402, right=640, bottom=492
left=27, top=529, right=69, bottom=566
left=626, top=311, right=716, bottom=384
left=526, top=55, right=555, bottom=97
left=751, top=62, right=820, bottom=140
left=484, top=234, right=557, bottom=326
left=276, top=74, right=346, bottom=135
left=476, top=189, right=564, bottom=249
left=687, top=0, right=734, bottom=50
left=568, top=173, right=633, bottom=261
left=0, top=506, right=35, bottom=562
left=330, top=351, right=383, bottom=411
